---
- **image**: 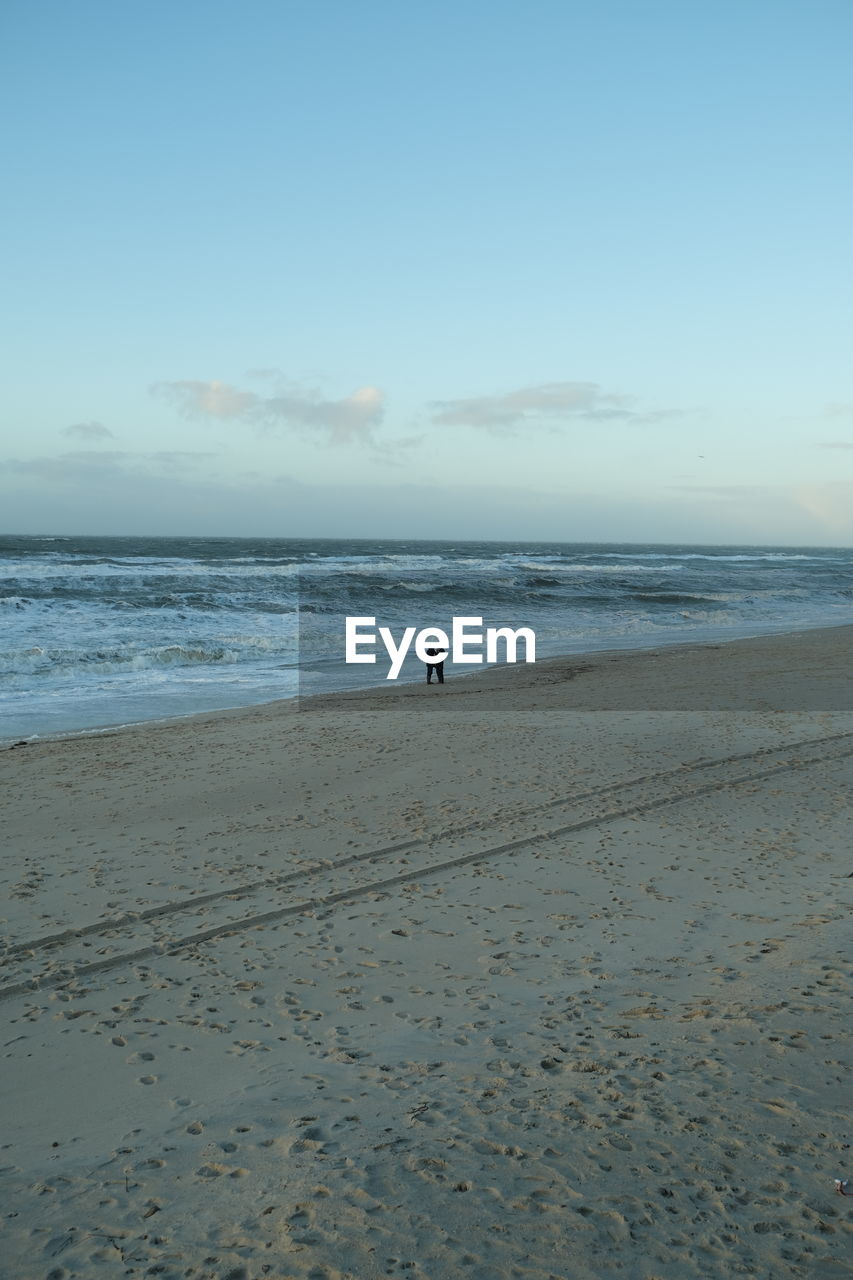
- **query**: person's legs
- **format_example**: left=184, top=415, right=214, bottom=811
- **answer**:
left=437, top=662, right=444, bottom=684
left=426, top=664, right=435, bottom=683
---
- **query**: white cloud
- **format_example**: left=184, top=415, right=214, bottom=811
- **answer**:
left=61, top=420, right=114, bottom=440
left=428, top=381, right=671, bottom=433
left=153, top=380, right=258, bottom=419
left=260, top=385, right=385, bottom=443
left=152, top=377, right=386, bottom=444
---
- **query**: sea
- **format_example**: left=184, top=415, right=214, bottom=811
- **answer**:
left=2, top=534, right=852, bottom=744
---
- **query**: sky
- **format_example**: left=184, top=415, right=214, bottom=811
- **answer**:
left=2, top=0, right=852, bottom=544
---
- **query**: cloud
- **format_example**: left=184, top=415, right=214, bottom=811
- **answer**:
left=4, top=452, right=848, bottom=543
left=259, top=385, right=385, bottom=443
left=0, top=471, right=829, bottom=543
left=816, top=441, right=853, bottom=449
left=152, top=377, right=386, bottom=444
left=667, top=484, right=745, bottom=501
left=147, top=451, right=218, bottom=470
left=8, top=452, right=131, bottom=482
left=61, top=420, right=114, bottom=440
left=370, top=433, right=426, bottom=467
left=153, top=380, right=258, bottom=419
left=795, top=481, right=853, bottom=532
left=667, top=480, right=853, bottom=538
left=6, top=451, right=215, bottom=484
left=428, top=381, right=669, bottom=433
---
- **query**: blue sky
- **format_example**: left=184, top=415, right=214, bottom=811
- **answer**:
left=2, top=0, right=852, bottom=542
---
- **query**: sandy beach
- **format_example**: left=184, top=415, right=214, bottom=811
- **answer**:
left=2, top=625, right=852, bottom=1279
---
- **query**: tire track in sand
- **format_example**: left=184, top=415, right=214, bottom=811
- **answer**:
left=2, top=728, right=852, bottom=1000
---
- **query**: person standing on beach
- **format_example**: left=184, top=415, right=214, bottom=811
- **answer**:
left=425, top=646, right=445, bottom=685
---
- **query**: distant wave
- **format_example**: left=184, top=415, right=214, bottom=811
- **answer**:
left=517, top=561, right=685, bottom=574
left=0, top=635, right=296, bottom=681
left=629, top=591, right=735, bottom=605
left=0, top=643, right=238, bottom=677
left=593, top=550, right=832, bottom=562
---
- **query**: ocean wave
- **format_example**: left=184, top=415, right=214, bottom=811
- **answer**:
left=0, top=638, right=298, bottom=684
left=517, top=561, right=685, bottom=574
left=630, top=591, right=737, bottom=605
left=0, top=558, right=301, bottom=582
left=301, top=555, right=450, bottom=573
left=593, top=550, right=834, bottom=562
left=649, top=552, right=825, bottom=562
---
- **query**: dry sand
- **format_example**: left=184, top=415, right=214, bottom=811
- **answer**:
left=1, top=626, right=852, bottom=1279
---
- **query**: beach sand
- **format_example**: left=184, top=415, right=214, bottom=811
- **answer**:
left=2, top=626, right=852, bottom=1279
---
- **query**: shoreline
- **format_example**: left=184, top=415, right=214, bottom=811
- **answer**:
left=9, top=618, right=853, bottom=751
left=301, top=618, right=853, bottom=713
